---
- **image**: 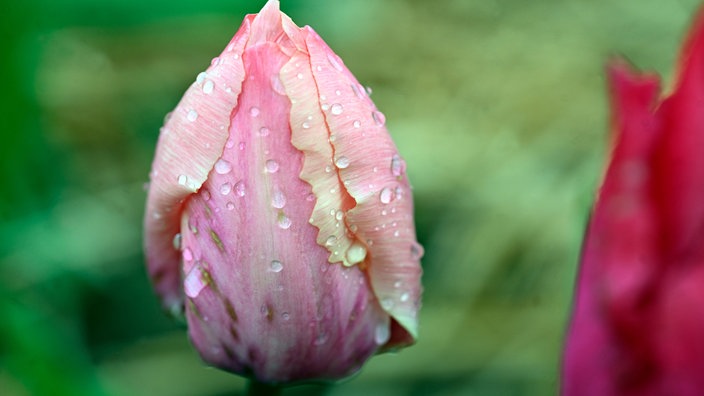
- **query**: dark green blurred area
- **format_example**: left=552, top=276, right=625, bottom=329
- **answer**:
left=0, top=0, right=700, bottom=395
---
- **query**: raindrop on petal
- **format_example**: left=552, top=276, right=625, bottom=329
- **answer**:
left=196, top=72, right=207, bottom=84
left=220, top=183, right=232, bottom=195
left=270, top=260, right=283, bottom=273
left=187, top=110, right=198, bottom=122
left=379, top=187, right=394, bottom=204
left=372, top=111, right=385, bottom=126
left=345, top=242, right=367, bottom=265
left=214, top=159, right=232, bottom=175
left=271, top=190, right=286, bottom=209
left=202, top=79, right=214, bottom=94
left=172, top=233, right=182, bottom=250
left=265, top=159, right=280, bottom=173
left=335, top=156, right=350, bottom=169
left=330, top=103, right=343, bottom=115
left=235, top=181, right=246, bottom=197
left=226, top=202, right=235, bottom=211
left=278, top=214, right=292, bottom=229
left=391, top=154, right=406, bottom=177
left=177, top=174, right=188, bottom=186
left=325, top=235, right=337, bottom=247
left=327, top=53, right=344, bottom=72
left=249, top=107, right=260, bottom=117
left=353, top=120, right=361, bottom=128
left=411, top=242, right=425, bottom=260
left=258, top=127, right=270, bottom=137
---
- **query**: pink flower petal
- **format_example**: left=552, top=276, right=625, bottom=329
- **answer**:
left=304, top=29, right=423, bottom=343
left=144, top=16, right=250, bottom=311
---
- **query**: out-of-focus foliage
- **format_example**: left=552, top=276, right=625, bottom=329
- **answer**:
left=0, top=0, right=699, bottom=395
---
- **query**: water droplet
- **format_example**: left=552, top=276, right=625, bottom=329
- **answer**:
left=375, top=322, right=390, bottom=345
left=226, top=43, right=235, bottom=52
left=325, top=235, right=337, bottom=247
left=393, top=230, right=400, bottom=237
left=297, top=73, right=303, bottom=79
left=394, top=280, right=402, bottom=288
left=183, top=248, right=193, bottom=261
left=346, top=242, right=367, bottom=265
left=258, top=127, right=270, bottom=137
left=203, top=79, right=214, bottom=94
left=270, top=260, right=283, bottom=273
left=172, top=233, right=182, bottom=250
left=380, top=187, right=394, bottom=204
left=335, top=89, right=341, bottom=96
left=226, top=139, right=235, bottom=148
left=235, top=181, right=246, bottom=197
left=316, top=65, right=323, bottom=71
left=372, top=111, right=385, bottom=126
left=278, top=214, right=292, bottom=229
left=302, top=121, right=311, bottom=129
left=187, top=109, right=198, bottom=122
left=214, top=159, right=232, bottom=174
left=306, top=193, right=316, bottom=202
left=220, top=183, right=232, bottom=195
left=327, top=53, right=344, bottom=71
left=366, top=86, right=373, bottom=95
left=271, top=190, right=286, bottom=209
left=184, top=264, right=207, bottom=298
left=325, top=165, right=332, bottom=173
left=400, top=292, right=410, bottom=302
left=330, top=103, right=343, bottom=115
left=163, top=111, right=173, bottom=124
left=238, top=142, right=245, bottom=151
left=391, top=154, right=405, bottom=177
left=321, top=103, right=330, bottom=111
left=353, top=120, right=361, bottom=128
left=196, top=72, right=207, bottom=84
left=226, top=202, right=235, bottom=211
left=265, top=159, right=280, bottom=173
left=282, top=312, right=290, bottom=321
left=395, top=186, right=403, bottom=200
left=211, top=56, right=220, bottom=66
left=202, top=189, right=211, bottom=201
left=335, top=156, right=350, bottom=169
left=177, top=174, right=188, bottom=186
left=249, top=107, right=260, bottom=117
left=411, top=242, right=425, bottom=260
left=335, top=210, right=344, bottom=221
left=380, top=297, right=394, bottom=310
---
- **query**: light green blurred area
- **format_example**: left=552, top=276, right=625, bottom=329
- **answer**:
left=0, top=0, right=700, bottom=395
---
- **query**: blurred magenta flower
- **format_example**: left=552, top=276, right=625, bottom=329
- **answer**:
left=562, top=10, right=704, bottom=396
left=143, top=0, right=422, bottom=384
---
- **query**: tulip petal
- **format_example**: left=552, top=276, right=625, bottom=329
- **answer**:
left=144, top=18, right=249, bottom=312
left=655, top=9, right=704, bottom=256
left=279, top=17, right=422, bottom=346
left=562, top=62, right=661, bottom=395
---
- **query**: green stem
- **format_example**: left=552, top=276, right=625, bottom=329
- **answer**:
left=246, top=379, right=283, bottom=396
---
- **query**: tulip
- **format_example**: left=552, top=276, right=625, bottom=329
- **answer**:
left=562, top=9, right=704, bottom=396
left=143, top=0, right=422, bottom=384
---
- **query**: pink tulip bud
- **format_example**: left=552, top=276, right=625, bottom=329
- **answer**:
left=143, top=0, right=422, bottom=383
left=562, top=9, right=704, bottom=396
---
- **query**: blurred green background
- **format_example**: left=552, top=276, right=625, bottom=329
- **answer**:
left=0, top=0, right=700, bottom=395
